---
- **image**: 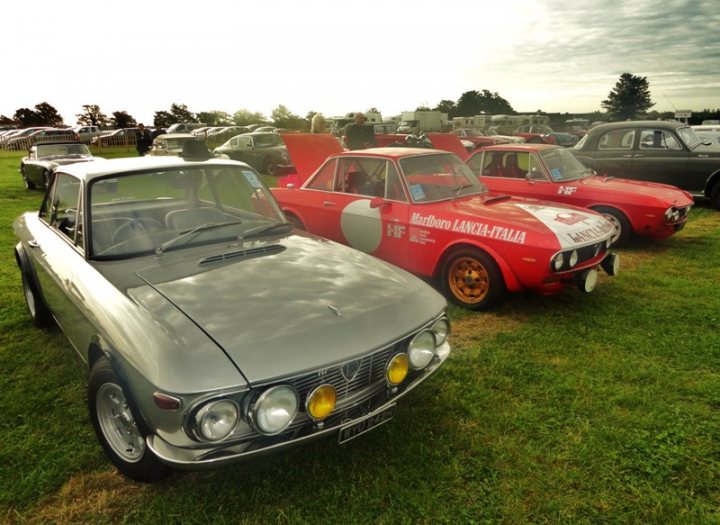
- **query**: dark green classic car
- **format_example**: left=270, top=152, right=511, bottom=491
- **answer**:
left=212, top=132, right=289, bottom=175
left=572, top=120, right=720, bottom=208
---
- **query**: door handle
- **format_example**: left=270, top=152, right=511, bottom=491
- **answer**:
left=322, top=201, right=336, bottom=207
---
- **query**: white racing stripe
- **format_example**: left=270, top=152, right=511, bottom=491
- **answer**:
left=515, top=203, right=614, bottom=249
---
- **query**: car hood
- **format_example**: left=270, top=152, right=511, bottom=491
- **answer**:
left=582, top=176, right=694, bottom=204
left=280, top=133, right=344, bottom=186
left=132, top=234, right=446, bottom=384
left=50, top=156, right=97, bottom=166
left=442, top=196, right=614, bottom=249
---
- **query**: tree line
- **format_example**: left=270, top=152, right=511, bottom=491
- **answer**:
left=2, top=74, right=718, bottom=130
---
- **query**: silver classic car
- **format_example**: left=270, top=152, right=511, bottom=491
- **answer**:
left=20, top=142, right=100, bottom=190
left=13, top=147, right=451, bottom=482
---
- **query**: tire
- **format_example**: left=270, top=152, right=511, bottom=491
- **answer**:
left=440, top=248, right=505, bottom=310
left=591, top=206, right=631, bottom=246
left=263, top=157, right=278, bottom=176
left=20, top=268, right=53, bottom=326
left=88, top=357, right=170, bottom=482
left=710, top=182, right=720, bottom=209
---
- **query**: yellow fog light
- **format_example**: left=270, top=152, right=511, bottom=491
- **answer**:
left=386, top=353, right=410, bottom=385
left=306, top=384, right=336, bottom=420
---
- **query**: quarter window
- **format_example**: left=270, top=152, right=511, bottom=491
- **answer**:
left=598, top=129, right=634, bottom=149
left=639, top=129, right=682, bottom=150
left=48, top=173, right=82, bottom=245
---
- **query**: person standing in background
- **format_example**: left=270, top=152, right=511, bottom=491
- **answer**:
left=136, top=123, right=152, bottom=156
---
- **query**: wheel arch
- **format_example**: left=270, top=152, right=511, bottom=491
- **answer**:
left=704, top=170, right=720, bottom=199
left=281, top=207, right=308, bottom=230
left=435, top=240, right=521, bottom=292
left=588, top=203, right=636, bottom=231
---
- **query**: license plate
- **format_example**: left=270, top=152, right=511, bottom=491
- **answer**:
left=338, top=404, right=396, bottom=444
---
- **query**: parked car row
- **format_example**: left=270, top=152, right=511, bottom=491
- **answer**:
left=1, top=127, right=80, bottom=150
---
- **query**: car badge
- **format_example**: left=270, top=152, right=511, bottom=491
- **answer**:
left=327, top=304, right=343, bottom=317
left=341, top=359, right=362, bottom=382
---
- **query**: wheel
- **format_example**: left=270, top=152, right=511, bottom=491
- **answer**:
left=710, top=182, right=720, bottom=209
left=263, top=157, right=278, bottom=176
left=20, top=268, right=53, bottom=326
left=591, top=206, right=631, bottom=246
left=20, top=167, right=35, bottom=190
left=88, top=357, right=170, bottom=482
left=440, top=248, right=505, bottom=310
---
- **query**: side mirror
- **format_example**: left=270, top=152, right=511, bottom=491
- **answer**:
left=369, top=197, right=388, bottom=209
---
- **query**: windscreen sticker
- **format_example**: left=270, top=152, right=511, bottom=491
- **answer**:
left=409, top=184, right=426, bottom=201
left=550, top=168, right=562, bottom=181
left=243, top=171, right=263, bottom=188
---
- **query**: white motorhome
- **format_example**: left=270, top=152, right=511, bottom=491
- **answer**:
left=397, top=111, right=448, bottom=133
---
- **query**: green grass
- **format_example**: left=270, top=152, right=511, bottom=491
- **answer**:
left=1, top=147, right=718, bottom=524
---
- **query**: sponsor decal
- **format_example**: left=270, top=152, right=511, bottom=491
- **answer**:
left=558, top=185, right=578, bottom=195
left=554, top=211, right=587, bottom=225
left=515, top=203, right=613, bottom=248
left=409, top=227, right=435, bottom=245
left=410, top=212, right=527, bottom=244
left=567, top=222, right=615, bottom=243
left=386, top=223, right=406, bottom=239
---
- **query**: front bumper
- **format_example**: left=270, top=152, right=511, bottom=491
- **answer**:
left=146, top=342, right=450, bottom=470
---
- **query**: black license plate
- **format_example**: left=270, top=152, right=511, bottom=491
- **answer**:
left=338, top=404, right=396, bottom=444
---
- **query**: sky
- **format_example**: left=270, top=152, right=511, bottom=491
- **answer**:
left=3, top=0, right=718, bottom=125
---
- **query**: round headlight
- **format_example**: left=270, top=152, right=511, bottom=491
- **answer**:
left=431, top=318, right=450, bottom=346
left=568, top=250, right=579, bottom=268
left=386, top=353, right=409, bottom=385
left=306, top=384, right=336, bottom=420
left=408, top=331, right=436, bottom=370
left=551, top=252, right=564, bottom=271
left=195, top=399, right=238, bottom=442
left=250, top=385, right=298, bottom=435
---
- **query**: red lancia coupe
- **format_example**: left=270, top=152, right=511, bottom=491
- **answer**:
left=273, top=135, right=619, bottom=310
left=465, top=144, right=694, bottom=245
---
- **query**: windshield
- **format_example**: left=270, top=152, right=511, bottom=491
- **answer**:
left=37, top=144, right=91, bottom=157
left=676, top=126, right=702, bottom=149
left=89, top=164, right=286, bottom=259
left=540, top=147, right=590, bottom=181
left=400, top=153, right=487, bottom=202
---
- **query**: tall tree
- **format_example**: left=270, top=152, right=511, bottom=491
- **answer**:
left=169, top=103, right=196, bottom=123
left=153, top=111, right=174, bottom=128
left=34, top=102, right=64, bottom=126
left=14, top=108, right=43, bottom=127
left=196, top=111, right=233, bottom=126
left=112, top=111, right=136, bottom=128
left=456, top=90, right=514, bottom=116
left=434, top=99, right=458, bottom=118
left=76, top=104, right=109, bottom=127
left=233, top=109, right=267, bottom=126
left=271, top=105, right=305, bottom=129
left=601, top=73, right=654, bottom=120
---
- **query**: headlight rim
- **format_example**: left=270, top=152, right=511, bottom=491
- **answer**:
left=386, top=352, right=410, bottom=386
left=248, top=384, right=299, bottom=436
left=408, top=330, right=436, bottom=370
left=194, top=398, right=239, bottom=443
left=305, top=383, right=337, bottom=421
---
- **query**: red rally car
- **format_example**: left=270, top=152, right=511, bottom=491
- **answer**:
left=273, top=134, right=620, bottom=310
left=465, top=144, right=694, bottom=245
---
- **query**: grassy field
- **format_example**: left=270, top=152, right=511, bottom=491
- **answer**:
left=1, top=147, right=718, bottom=524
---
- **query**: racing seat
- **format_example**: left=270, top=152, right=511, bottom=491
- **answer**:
left=346, top=171, right=380, bottom=196
left=165, top=207, right=227, bottom=231
left=503, top=154, right=526, bottom=179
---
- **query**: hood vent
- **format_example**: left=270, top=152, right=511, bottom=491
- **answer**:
left=199, top=244, right=285, bottom=265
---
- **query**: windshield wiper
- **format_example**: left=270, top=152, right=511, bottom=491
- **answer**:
left=451, top=183, right=475, bottom=200
left=241, top=221, right=293, bottom=238
left=156, top=220, right=244, bottom=256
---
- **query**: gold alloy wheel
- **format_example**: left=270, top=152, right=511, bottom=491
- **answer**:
left=447, top=255, right=490, bottom=305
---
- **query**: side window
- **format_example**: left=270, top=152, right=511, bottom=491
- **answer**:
left=385, top=162, right=407, bottom=201
left=481, top=152, right=504, bottom=177
left=528, top=154, right=548, bottom=181
left=49, top=173, right=82, bottom=244
left=598, top=129, right=634, bottom=149
left=305, top=159, right=337, bottom=191
left=639, top=129, right=682, bottom=150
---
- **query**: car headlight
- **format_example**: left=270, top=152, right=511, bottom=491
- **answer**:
left=306, top=384, right=336, bottom=420
left=551, top=252, right=564, bottom=271
left=568, top=250, right=579, bottom=268
left=431, top=318, right=450, bottom=346
left=408, top=331, right=436, bottom=370
left=249, top=385, right=298, bottom=435
left=195, top=399, right=238, bottom=442
left=281, top=150, right=289, bottom=161
left=386, top=353, right=409, bottom=385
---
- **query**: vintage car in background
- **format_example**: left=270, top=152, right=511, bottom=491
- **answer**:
left=7, top=127, right=79, bottom=150
left=466, top=144, right=693, bottom=245
left=13, top=146, right=451, bottom=482
left=91, top=127, right=139, bottom=147
left=212, top=132, right=290, bottom=175
left=20, top=142, right=101, bottom=190
left=452, top=128, right=523, bottom=150
left=273, top=134, right=619, bottom=310
left=512, top=125, right=558, bottom=145
left=148, top=133, right=205, bottom=156
left=691, top=125, right=720, bottom=145
left=572, top=120, right=720, bottom=208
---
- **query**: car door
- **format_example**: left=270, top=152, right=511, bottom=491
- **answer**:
left=584, top=127, right=637, bottom=179
left=629, top=127, right=696, bottom=191
left=28, top=173, right=90, bottom=345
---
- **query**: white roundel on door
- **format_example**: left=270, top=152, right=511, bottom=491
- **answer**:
left=340, top=200, right=382, bottom=253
